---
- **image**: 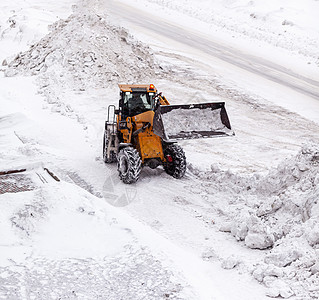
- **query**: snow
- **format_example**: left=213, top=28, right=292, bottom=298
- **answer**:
left=0, top=179, right=195, bottom=299
left=162, top=107, right=233, bottom=138
left=1, top=0, right=319, bottom=299
left=0, top=0, right=74, bottom=64
left=5, top=10, right=159, bottom=89
left=187, top=143, right=319, bottom=297
left=112, top=0, right=319, bottom=79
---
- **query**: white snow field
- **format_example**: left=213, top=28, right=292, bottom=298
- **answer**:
left=1, top=0, right=319, bottom=299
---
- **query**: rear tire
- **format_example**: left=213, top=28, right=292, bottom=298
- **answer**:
left=117, top=147, right=142, bottom=184
left=163, top=144, right=186, bottom=179
left=103, top=131, right=117, bottom=163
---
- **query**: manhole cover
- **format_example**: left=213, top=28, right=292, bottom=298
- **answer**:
left=0, top=168, right=59, bottom=195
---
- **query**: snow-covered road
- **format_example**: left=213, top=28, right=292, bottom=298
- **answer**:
left=104, top=1, right=319, bottom=99
left=102, top=0, right=319, bottom=124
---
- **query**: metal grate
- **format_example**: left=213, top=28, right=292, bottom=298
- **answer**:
left=0, top=173, right=36, bottom=195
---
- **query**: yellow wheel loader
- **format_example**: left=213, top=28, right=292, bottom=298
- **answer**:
left=103, top=84, right=233, bottom=184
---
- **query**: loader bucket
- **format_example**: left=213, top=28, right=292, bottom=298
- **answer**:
left=153, top=102, right=234, bottom=140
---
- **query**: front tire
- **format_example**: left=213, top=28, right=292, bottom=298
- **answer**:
left=117, top=147, right=142, bottom=184
left=163, top=144, right=186, bottom=179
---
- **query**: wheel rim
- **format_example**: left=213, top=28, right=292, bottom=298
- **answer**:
left=165, top=152, right=175, bottom=172
left=166, top=154, right=173, bottom=163
left=119, top=156, right=128, bottom=174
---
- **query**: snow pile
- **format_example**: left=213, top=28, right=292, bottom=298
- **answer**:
left=190, top=143, right=319, bottom=298
left=4, top=11, right=159, bottom=90
left=249, top=144, right=319, bottom=298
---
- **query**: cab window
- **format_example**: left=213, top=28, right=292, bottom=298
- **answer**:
left=122, top=92, right=155, bottom=116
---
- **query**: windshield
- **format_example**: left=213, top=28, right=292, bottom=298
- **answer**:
left=122, top=92, right=155, bottom=116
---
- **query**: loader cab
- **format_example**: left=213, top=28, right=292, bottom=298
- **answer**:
left=119, top=84, right=157, bottom=118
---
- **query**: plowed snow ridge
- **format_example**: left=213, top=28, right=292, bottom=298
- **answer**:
left=5, top=12, right=160, bottom=89
left=190, top=143, right=319, bottom=298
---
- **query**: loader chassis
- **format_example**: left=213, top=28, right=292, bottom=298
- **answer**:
left=103, top=84, right=233, bottom=184
left=103, top=84, right=186, bottom=183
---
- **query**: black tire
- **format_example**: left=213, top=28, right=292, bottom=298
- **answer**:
left=163, top=144, right=186, bottom=179
left=117, top=147, right=142, bottom=184
left=103, top=131, right=117, bottom=163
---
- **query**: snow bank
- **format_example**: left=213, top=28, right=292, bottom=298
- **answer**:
left=189, top=143, right=319, bottom=298
left=2, top=7, right=161, bottom=125
left=4, top=10, right=159, bottom=90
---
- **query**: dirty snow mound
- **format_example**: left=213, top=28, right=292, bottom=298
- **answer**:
left=5, top=12, right=159, bottom=90
left=190, top=143, right=319, bottom=298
